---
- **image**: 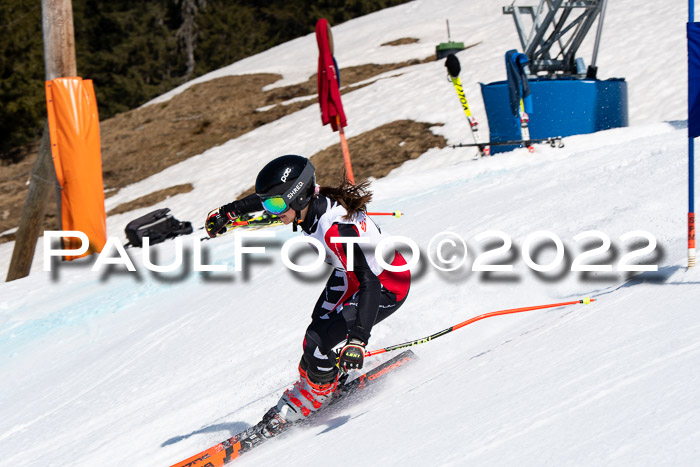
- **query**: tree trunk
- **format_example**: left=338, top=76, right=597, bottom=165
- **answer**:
left=178, top=0, right=205, bottom=81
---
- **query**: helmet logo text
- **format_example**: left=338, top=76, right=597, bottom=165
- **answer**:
left=287, top=181, right=304, bottom=200
left=281, top=168, right=292, bottom=183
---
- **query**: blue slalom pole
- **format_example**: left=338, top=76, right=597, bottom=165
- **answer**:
left=692, top=0, right=695, bottom=22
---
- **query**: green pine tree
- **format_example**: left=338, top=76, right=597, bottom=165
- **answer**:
left=0, top=0, right=412, bottom=164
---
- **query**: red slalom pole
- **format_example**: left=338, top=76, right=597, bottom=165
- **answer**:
left=365, top=297, right=595, bottom=357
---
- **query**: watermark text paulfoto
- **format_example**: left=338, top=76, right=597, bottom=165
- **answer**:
left=44, top=229, right=659, bottom=276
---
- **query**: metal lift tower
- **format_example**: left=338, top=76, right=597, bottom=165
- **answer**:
left=503, top=0, right=608, bottom=78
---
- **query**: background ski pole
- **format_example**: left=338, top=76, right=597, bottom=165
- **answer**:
left=201, top=211, right=404, bottom=240
left=365, top=297, right=595, bottom=357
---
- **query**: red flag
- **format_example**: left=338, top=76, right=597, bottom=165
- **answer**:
left=316, top=18, right=346, bottom=131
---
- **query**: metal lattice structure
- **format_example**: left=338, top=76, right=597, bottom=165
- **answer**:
left=503, top=0, right=608, bottom=77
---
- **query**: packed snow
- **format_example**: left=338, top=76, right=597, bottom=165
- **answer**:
left=1, top=0, right=699, bottom=466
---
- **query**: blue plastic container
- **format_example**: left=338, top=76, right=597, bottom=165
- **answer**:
left=479, top=78, right=628, bottom=153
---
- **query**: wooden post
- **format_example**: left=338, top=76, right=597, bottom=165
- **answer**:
left=6, top=0, right=76, bottom=282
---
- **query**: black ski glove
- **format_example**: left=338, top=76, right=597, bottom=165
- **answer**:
left=205, top=208, right=231, bottom=238
left=338, top=338, right=366, bottom=371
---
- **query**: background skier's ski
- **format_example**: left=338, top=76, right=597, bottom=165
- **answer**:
left=444, top=54, right=489, bottom=159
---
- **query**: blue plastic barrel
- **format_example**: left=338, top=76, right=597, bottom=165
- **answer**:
left=479, top=78, right=628, bottom=153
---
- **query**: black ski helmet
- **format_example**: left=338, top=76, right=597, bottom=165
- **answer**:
left=255, top=155, right=316, bottom=214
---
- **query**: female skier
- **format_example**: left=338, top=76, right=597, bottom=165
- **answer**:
left=205, top=154, right=411, bottom=435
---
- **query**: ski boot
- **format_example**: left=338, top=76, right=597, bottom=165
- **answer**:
left=264, top=360, right=339, bottom=431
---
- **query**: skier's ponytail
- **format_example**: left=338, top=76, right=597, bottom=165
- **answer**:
left=319, top=179, right=372, bottom=220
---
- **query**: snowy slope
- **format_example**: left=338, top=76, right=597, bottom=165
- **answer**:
left=1, top=1, right=699, bottom=466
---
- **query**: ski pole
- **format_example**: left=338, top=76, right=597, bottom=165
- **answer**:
left=200, top=214, right=283, bottom=241
left=223, top=212, right=402, bottom=222
left=367, top=211, right=403, bottom=218
left=365, top=297, right=595, bottom=357
left=201, top=211, right=403, bottom=240
left=451, top=136, right=564, bottom=149
left=213, top=211, right=402, bottom=228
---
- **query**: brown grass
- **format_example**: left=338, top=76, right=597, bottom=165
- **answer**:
left=381, top=37, right=420, bottom=46
left=236, top=119, right=447, bottom=199
left=107, top=184, right=194, bottom=216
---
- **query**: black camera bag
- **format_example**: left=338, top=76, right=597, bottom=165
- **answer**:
left=124, top=208, right=192, bottom=248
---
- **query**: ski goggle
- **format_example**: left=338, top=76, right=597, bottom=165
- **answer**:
left=261, top=195, right=289, bottom=215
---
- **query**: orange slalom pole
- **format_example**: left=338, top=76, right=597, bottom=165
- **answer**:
left=365, top=297, right=595, bottom=357
left=337, top=115, right=355, bottom=183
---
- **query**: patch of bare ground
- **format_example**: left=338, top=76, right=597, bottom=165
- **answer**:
left=106, top=184, right=194, bottom=216
left=100, top=73, right=295, bottom=193
left=235, top=119, right=446, bottom=199
left=1, top=53, right=451, bottom=244
left=312, top=119, right=446, bottom=185
left=381, top=37, right=419, bottom=46
left=0, top=141, right=60, bottom=244
left=264, top=55, right=436, bottom=104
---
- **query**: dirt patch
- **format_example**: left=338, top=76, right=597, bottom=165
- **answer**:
left=312, top=119, right=447, bottom=184
left=264, top=55, right=435, bottom=105
left=100, top=73, right=296, bottom=192
left=0, top=161, right=34, bottom=232
left=236, top=119, right=446, bottom=199
left=0, top=232, right=15, bottom=244
left=381, top=37, right=420, bottom=46
left=0, top=148, right=60, bottom=245
left=107, top=184, right=194, bottom=216
left=1, top=54, right=451, bottom=242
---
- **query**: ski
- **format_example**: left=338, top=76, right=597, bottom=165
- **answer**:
left=445, top=54, right=489, bottom=159
left=518, top=100, right=534, bottom=153
left=451, top=136, right=563, bottom=150
left=505, top=50, right=535, bottom=153
left=169, top=350, right=418, bottom=467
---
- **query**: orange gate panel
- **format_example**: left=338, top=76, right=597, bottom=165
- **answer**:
left=45, top=77, right=106, bottom=260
